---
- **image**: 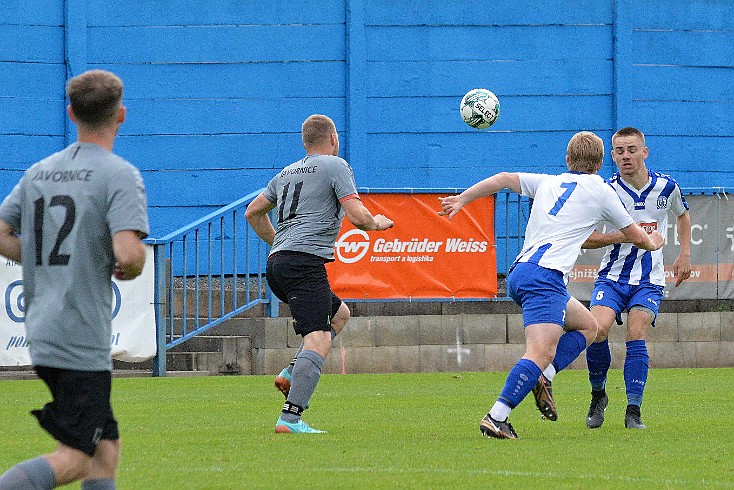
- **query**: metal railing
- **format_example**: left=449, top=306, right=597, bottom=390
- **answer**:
left=144, top=189, right=272, bottom=376
left=145, top=186, right=722, bottom=376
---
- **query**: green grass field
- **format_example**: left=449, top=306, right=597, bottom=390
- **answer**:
left=1, top=368, right=733, bottom=489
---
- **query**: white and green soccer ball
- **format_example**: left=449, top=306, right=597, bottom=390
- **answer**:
left=460, top=88, right=500, bottom=129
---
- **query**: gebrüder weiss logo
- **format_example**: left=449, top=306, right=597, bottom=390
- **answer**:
left=334, top=229, right=371, bottom=263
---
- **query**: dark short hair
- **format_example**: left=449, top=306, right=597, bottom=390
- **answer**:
left=613, top=126, right=645, bottom=145
left=66, top=70, right=123, bottom=129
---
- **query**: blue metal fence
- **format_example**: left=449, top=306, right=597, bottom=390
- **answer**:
left=144, top=189, right=274, bottom=376
left=145, top=186, right=721, bottom=376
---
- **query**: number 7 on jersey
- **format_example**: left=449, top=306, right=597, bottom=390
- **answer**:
left=548, top=182, right=577, bottom=216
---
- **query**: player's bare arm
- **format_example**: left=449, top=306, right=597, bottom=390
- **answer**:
left=620, top=224, right=664, bottom=251
left=439, top=172, right=521, bottom=220
left=341, top=197, right=393, bottom=231
left=582, top=230, right=626, bottom=249
left=245, top=193, right=277, bottom=245
left=0, top=220, right=21, bottom=263
left=673, top=210, right=692, bottom=287
left=112, top=230, right=146, bottom=280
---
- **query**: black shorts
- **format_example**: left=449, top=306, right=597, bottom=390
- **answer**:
left=33, top=366, right=119, bottom=457
left=266, top=251, right=343, bottom=336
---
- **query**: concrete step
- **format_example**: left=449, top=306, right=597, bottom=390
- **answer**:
left=114, top=335, right=252, bottom=375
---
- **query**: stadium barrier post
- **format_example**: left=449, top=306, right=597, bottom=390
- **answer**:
left=152, top=243, right=168, bottom=376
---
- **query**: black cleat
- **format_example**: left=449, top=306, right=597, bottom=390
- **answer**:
left=479, top=414, right=519, bottom=439
left=625, top=404, right=647, bottom=429
left=586, top=390, right=608, bottom=429
left=532, top=374, right=558, bottom=421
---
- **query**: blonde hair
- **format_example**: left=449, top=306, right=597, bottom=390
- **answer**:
left=566, top=131, right=604, bottom=173
left=66, top=69, right=123, bottom=130
left=302, top=114, right=336, bottom=150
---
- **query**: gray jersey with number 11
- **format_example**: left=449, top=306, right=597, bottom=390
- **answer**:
left=264, top=154, right=358, bottom=260
left=0, top=142, right=149, bottom=371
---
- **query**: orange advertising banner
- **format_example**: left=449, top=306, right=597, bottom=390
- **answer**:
left=326, top=193, right=497, bottom=299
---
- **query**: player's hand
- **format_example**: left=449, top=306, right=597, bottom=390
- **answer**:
left=113, top=264, right=131, bottom=280
left=438, top=196, right=463, bottom=220
left=648, top=230, right=665, bottom=251
left=374, top=215, right=394, bottom=231
left=673, top=255, right=692, bottom=287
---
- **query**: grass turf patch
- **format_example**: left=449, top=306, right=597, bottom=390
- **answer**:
left=1, top=368, right=733, bottom=488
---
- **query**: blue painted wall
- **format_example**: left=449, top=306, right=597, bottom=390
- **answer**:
left=1, top=0, right=732, bottom=236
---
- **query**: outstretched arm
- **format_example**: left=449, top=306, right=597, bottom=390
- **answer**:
left=582, top=230, right=626, bottom=249
left=620, top=224, right=664, bottom=251
left=245, top=193, right=277, bottom=245
left=342, top=197, right=394, bottom=231
left=438, top=172, right=521, bottom=220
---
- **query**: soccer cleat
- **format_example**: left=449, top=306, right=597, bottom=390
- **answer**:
left=479, top=414, right=518, bottom=440
left=274, top=368, right=292, bottom=398
left=586, top=390, right=608, bottom=429
left=274, top=417, right=325, bottom=434
left=532, top=374, right=558, bottom=421
left=274, top=368, right=310, bottom=409
left=624, top=405, right=647, bottom=429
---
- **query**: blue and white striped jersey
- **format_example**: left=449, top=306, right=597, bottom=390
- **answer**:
left=515, top=172, right=635, bottom=276
left=597, top=170, right=689, bottom=286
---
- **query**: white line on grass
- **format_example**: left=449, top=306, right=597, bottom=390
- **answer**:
left=300, top=465, right=734, bottom=488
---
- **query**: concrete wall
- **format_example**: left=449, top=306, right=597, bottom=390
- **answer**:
left=249, top=309, right=734, bottom=374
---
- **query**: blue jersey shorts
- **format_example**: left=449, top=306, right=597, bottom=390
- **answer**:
left=508, top=262, right=570, bottom=328
left=590, top=277, right=664, bottom=325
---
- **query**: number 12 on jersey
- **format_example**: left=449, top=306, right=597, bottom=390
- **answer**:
left=34, top=195, right=76, bottom=266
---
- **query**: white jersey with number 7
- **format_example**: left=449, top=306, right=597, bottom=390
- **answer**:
left=514, top=172, right=635, bottom=276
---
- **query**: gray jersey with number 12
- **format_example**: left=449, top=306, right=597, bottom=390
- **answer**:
left=0, top=142, right=149, bottom=371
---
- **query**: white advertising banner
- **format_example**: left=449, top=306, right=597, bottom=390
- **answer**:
left=568, top=194, right=734, bottom=300
left=0, top=246, right=156, bottom=367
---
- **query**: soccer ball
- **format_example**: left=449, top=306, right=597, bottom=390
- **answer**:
left=460, top=89, right=500, bottom=129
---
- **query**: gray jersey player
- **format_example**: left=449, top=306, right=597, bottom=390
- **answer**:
left=0, top=70, right=148, bottom=490
left=246, top=114, right=393, bottom=433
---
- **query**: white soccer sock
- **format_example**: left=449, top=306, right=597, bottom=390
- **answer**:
left=543, top=364, right=557, bottom=382
left=489, top=401, right=512, bottom=421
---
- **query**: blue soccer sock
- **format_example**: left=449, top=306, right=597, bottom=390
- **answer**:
left=624, top=340, right=649, bottom=406
left=496, top=358, right=542, bottom=412
left=586, top=339, right=612, bottom=392
left=551, top=330, right=587, bottom=373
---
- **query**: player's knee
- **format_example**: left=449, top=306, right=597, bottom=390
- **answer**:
left=331, top=302, right=351, bottom=333
left=595, top=321, right=611, bottom=341
left=579, top=317, right=599, bottom=345
left=85, top=439, right=121, bottom=480
left=48, top=447, right=92, bottom=483
left=303, top=329, right=333, bottom=357
left=97, top=439, right=120, bottom=476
